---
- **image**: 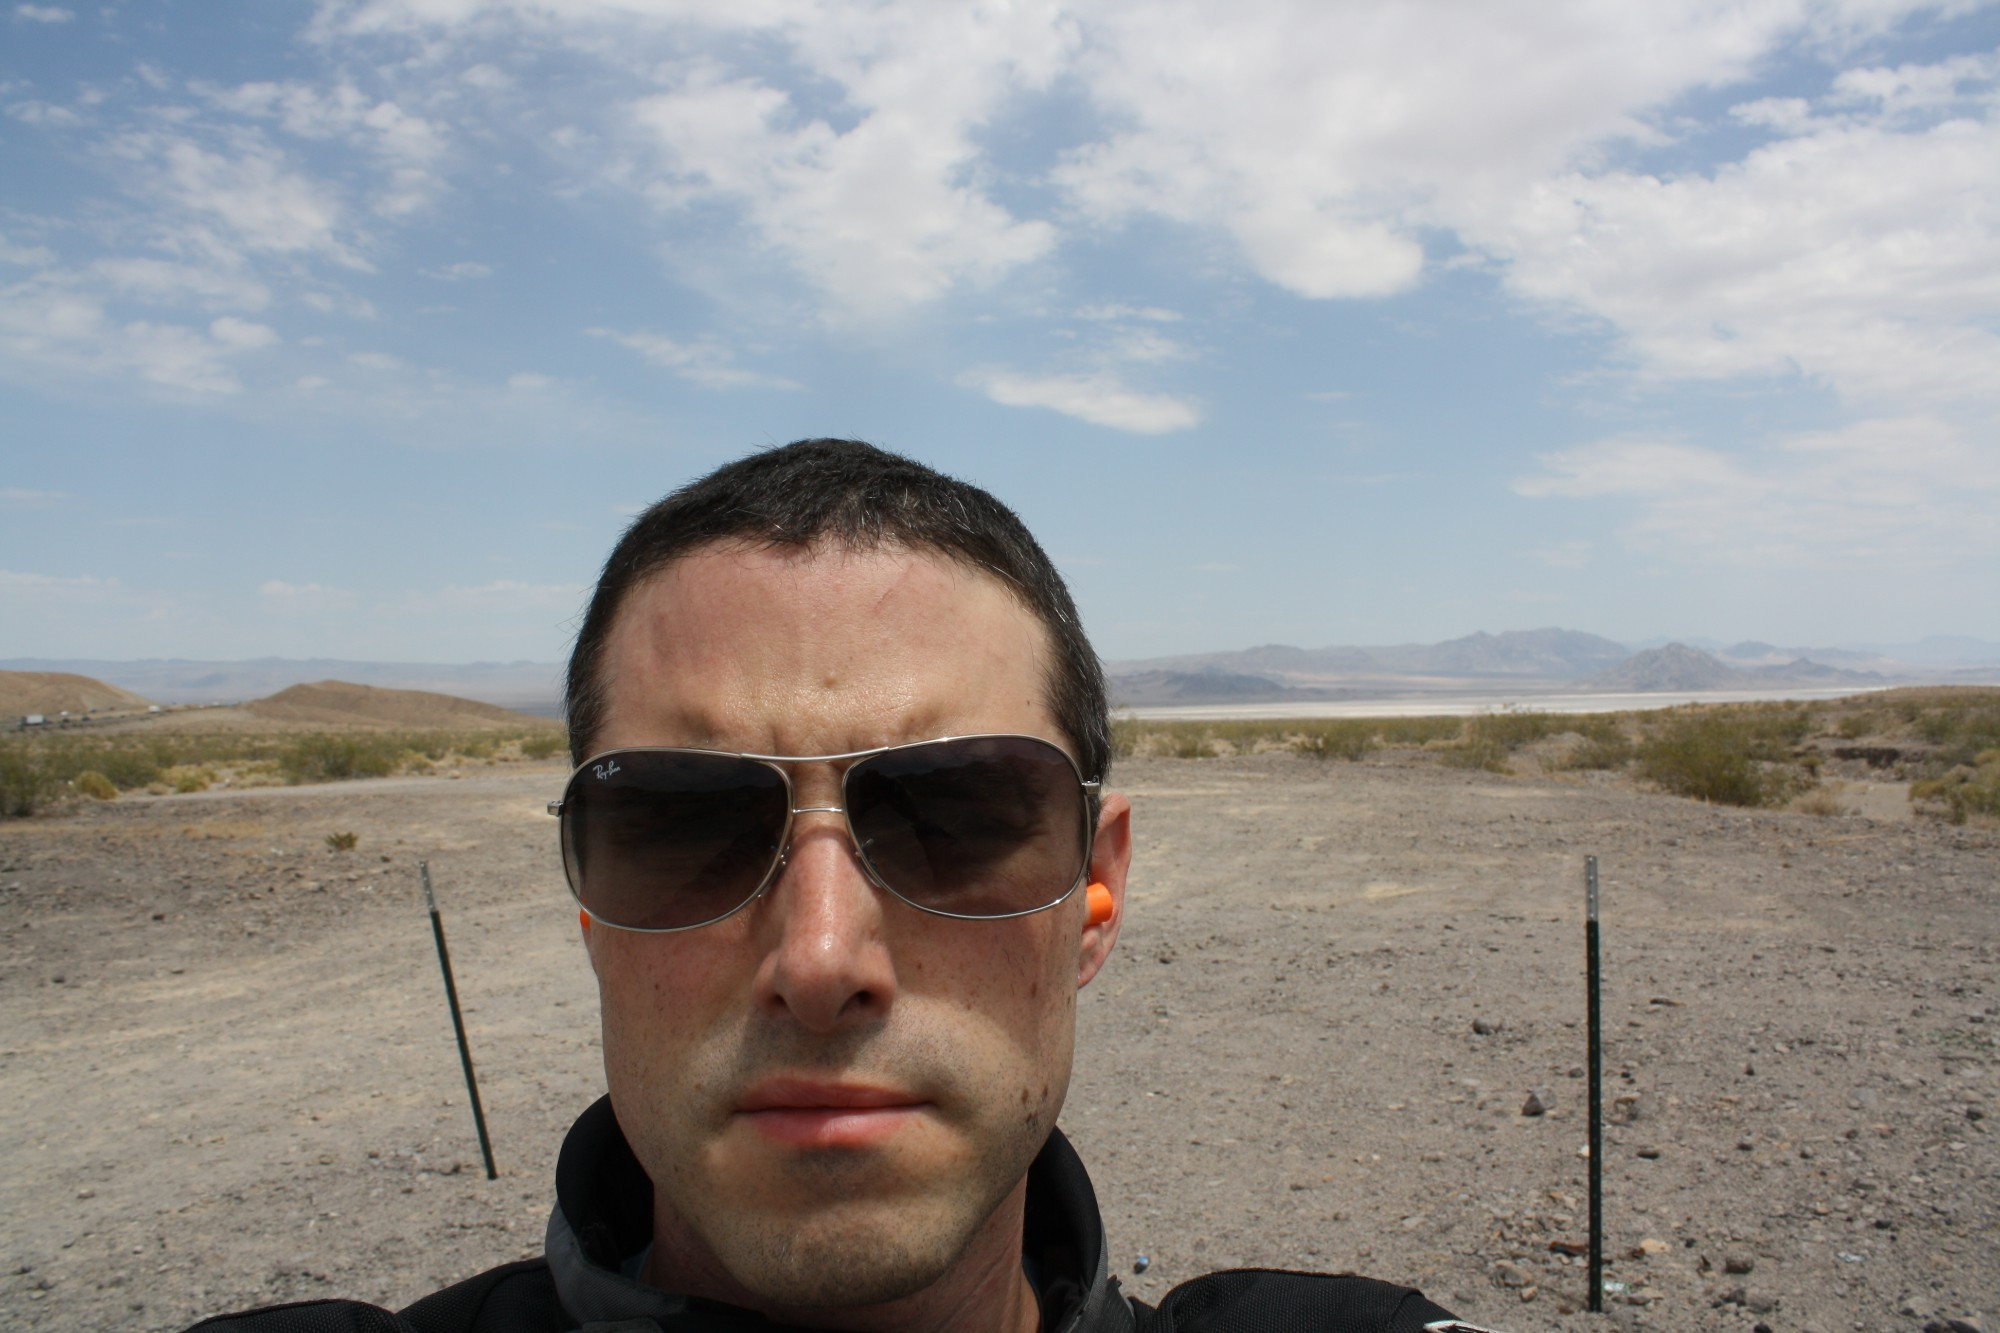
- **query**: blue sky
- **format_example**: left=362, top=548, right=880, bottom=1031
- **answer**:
left=3, top=0, right=1997, bottom=664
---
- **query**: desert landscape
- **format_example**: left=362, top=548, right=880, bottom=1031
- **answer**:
left=2, top=681, right=1995, bottom=1333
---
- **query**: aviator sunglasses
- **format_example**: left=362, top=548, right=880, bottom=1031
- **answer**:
left=548, top=733, right=1100, bottom=932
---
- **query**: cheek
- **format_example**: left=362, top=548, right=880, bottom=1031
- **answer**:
left=591, top=936, right=724, bottom=1078
left=924, top=922, right=1079, bottom=1122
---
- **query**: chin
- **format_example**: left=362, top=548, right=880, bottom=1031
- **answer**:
left=720, top=1205, right=968, bottom=1310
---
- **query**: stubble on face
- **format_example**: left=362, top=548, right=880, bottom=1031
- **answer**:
left=586, top=543, right=1088, bottom=1316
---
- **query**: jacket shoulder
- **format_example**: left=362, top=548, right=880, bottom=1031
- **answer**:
left=184, top=1260, right=565, bottom=1333
left=1134, top=1268, right=1485, bottom=1332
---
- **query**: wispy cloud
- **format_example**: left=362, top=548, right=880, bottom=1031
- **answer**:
left=1, top=487, right=69, bottom=505
left=14, top=5, right=74, bottom=22
left=1515, top=417, right=2000, bottom=570
left=590, top=328, right=801, bottom=391
left=958, top=366, right=1200, bottom=434
left=258, top=579, right=355, bottom=612
left=421, top=261, right=492, bottom=281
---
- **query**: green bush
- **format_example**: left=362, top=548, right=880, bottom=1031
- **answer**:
left=1289, top=720, right=1377, bottom=762
left=521, top=731, right=567, bottom=761
left=73, top=770, right=118, bottom=800
left=1561, top=718, right=1634, bottom=770
left=325, top=830, right=359, bottom=851
left=1637, top=715, right=1769, bottom=806
left=1374, top=716, right=1463, bottom=746
left=279, top=735, right=398, bottom=783
left=1912, top=749, right=2000, bottom=825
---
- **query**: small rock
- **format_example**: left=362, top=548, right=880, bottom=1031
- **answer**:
left=1490, top=1259, right=1532, bottom=1288
left=1521, top=1091, right=1549, bottom=1117
left=1132, top=1254, right=1149, bottom=1274
left=1637, top=1145, right=1661, bottom=1159
left=1715, top=1284, right=1747, bottom=1306
left=1472, top=1018, right=1498, bottom=1035
left=1723, top=1253, right=1754, bottom=1274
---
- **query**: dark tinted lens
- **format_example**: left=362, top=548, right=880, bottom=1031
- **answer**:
left=846, top=736, right=1088, bottom=917
left=561, top=751, right=788, bottom=930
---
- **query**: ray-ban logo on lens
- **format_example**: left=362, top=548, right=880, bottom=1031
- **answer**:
left=592, top=759, right=621, bottom=781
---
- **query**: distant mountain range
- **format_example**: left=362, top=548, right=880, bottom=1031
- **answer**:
left=8, top=629, right=1999, bottom=714
left=1104, top=628, right=2000, bottom=706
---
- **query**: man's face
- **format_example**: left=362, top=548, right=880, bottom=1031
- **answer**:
left=583, top=542, right=1129, bottom=1312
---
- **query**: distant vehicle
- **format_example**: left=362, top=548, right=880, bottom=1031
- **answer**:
left=21, top=714, right=46, bottom=728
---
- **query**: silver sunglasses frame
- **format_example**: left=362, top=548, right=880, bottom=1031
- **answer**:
left=548, top=732, right=1102, bottom=932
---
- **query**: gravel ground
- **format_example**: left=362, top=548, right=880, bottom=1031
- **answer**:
left=2, top=752, right=1994, bottom=1333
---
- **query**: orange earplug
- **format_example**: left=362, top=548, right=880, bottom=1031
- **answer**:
left=579, top=908, right=592, bottom=932
left=1084, top=881, right=1114, bottom=927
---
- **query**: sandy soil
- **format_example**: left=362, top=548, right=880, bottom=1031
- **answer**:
left=2, top=753, right=1994, bottom=1333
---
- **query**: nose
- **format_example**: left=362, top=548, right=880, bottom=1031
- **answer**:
left=751, top=809, right=898, bottom=1032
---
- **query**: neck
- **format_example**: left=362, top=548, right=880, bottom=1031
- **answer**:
left=645, top=1179, right=1041, bottom=1333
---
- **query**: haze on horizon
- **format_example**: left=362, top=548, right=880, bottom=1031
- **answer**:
left=3, top=1, right=1997, bottom=665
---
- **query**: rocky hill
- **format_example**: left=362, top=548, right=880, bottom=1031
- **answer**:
left=0, top=670, right=154, bottom=718
left=241, top=680, right=557, bottom=730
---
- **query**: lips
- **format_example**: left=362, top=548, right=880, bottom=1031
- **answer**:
left=735, top=1078, right=929, bottom=1148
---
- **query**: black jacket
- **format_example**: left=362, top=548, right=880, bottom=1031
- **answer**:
left=190, top=1097, right=1486, bottom=1333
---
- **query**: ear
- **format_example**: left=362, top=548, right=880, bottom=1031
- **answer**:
left=1076, top=790, right=1130, bottom=989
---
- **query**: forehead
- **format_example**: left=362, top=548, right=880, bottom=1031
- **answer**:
left=594, top=541, right=1058, bottom=754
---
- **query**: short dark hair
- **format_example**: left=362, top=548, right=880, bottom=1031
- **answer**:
left=565, top=439, right=1111, bottom=785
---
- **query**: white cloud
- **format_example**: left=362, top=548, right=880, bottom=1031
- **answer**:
left=7, top=100, right=83, bottom=126
left=14, top=5, right=73, bottom=21
left=258, top=579, right=356, bottom=612
left=120, top=129, right=371, bottom=268
left=0, top=275, right=279, bottom=393
left=421, top=260, right=492, bottom=280
left=1475, top=77, right=2000, bottom=410
left=591, top=327, right=801, bottom=391
left=0, top=487, right=69, bottom=505
left=0, top=235, right=57, bottom=268
left=1075, top=303, right=1181, bottom=323
left=193, top=79, right=448, bottom=218
left=1515, top=417, right=2000, bottom=569
left=958, top=366, right=1201, bottom=434
left=210, top=315, right=279, bottom=349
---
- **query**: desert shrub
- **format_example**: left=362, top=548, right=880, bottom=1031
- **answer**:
left=1560, top=717, right=1634, bottom=770
left=1789, top=784, right=1850, bottom=817
left=1474, top=709, right=1560, bottom=749
left=73, top=770, right=117, bottom=800
left=0, top=743, right=60, bottom=818
left=1913, top=702, right=2000, bottom=767
left=1290, top=720, right=1377, bottom=762
left=1637, top=715, right=1770, bottom=806
left=1374, top=716, right=1462, bottom=747
left=1154, top=724, right=1213, bottom=759
left=169, top=766, right=214, bottom=793
left=1912, top=749, right=2000, bottom=825
left=279, top=735, right=397, bottom=783
left=1440, top=720, right=1511, bottom=773
left=1834, top=711, right=1877, bottom=740
left=325, top=830, right=359, bottom=851
left=521, top=731, right=567, bottom=761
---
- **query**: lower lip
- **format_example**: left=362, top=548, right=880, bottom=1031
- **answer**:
left=738, top=1104, right=927, bottom=1149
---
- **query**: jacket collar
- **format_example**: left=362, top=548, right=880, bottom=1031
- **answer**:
left=544, top=1096, right=1131, bottom=1332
